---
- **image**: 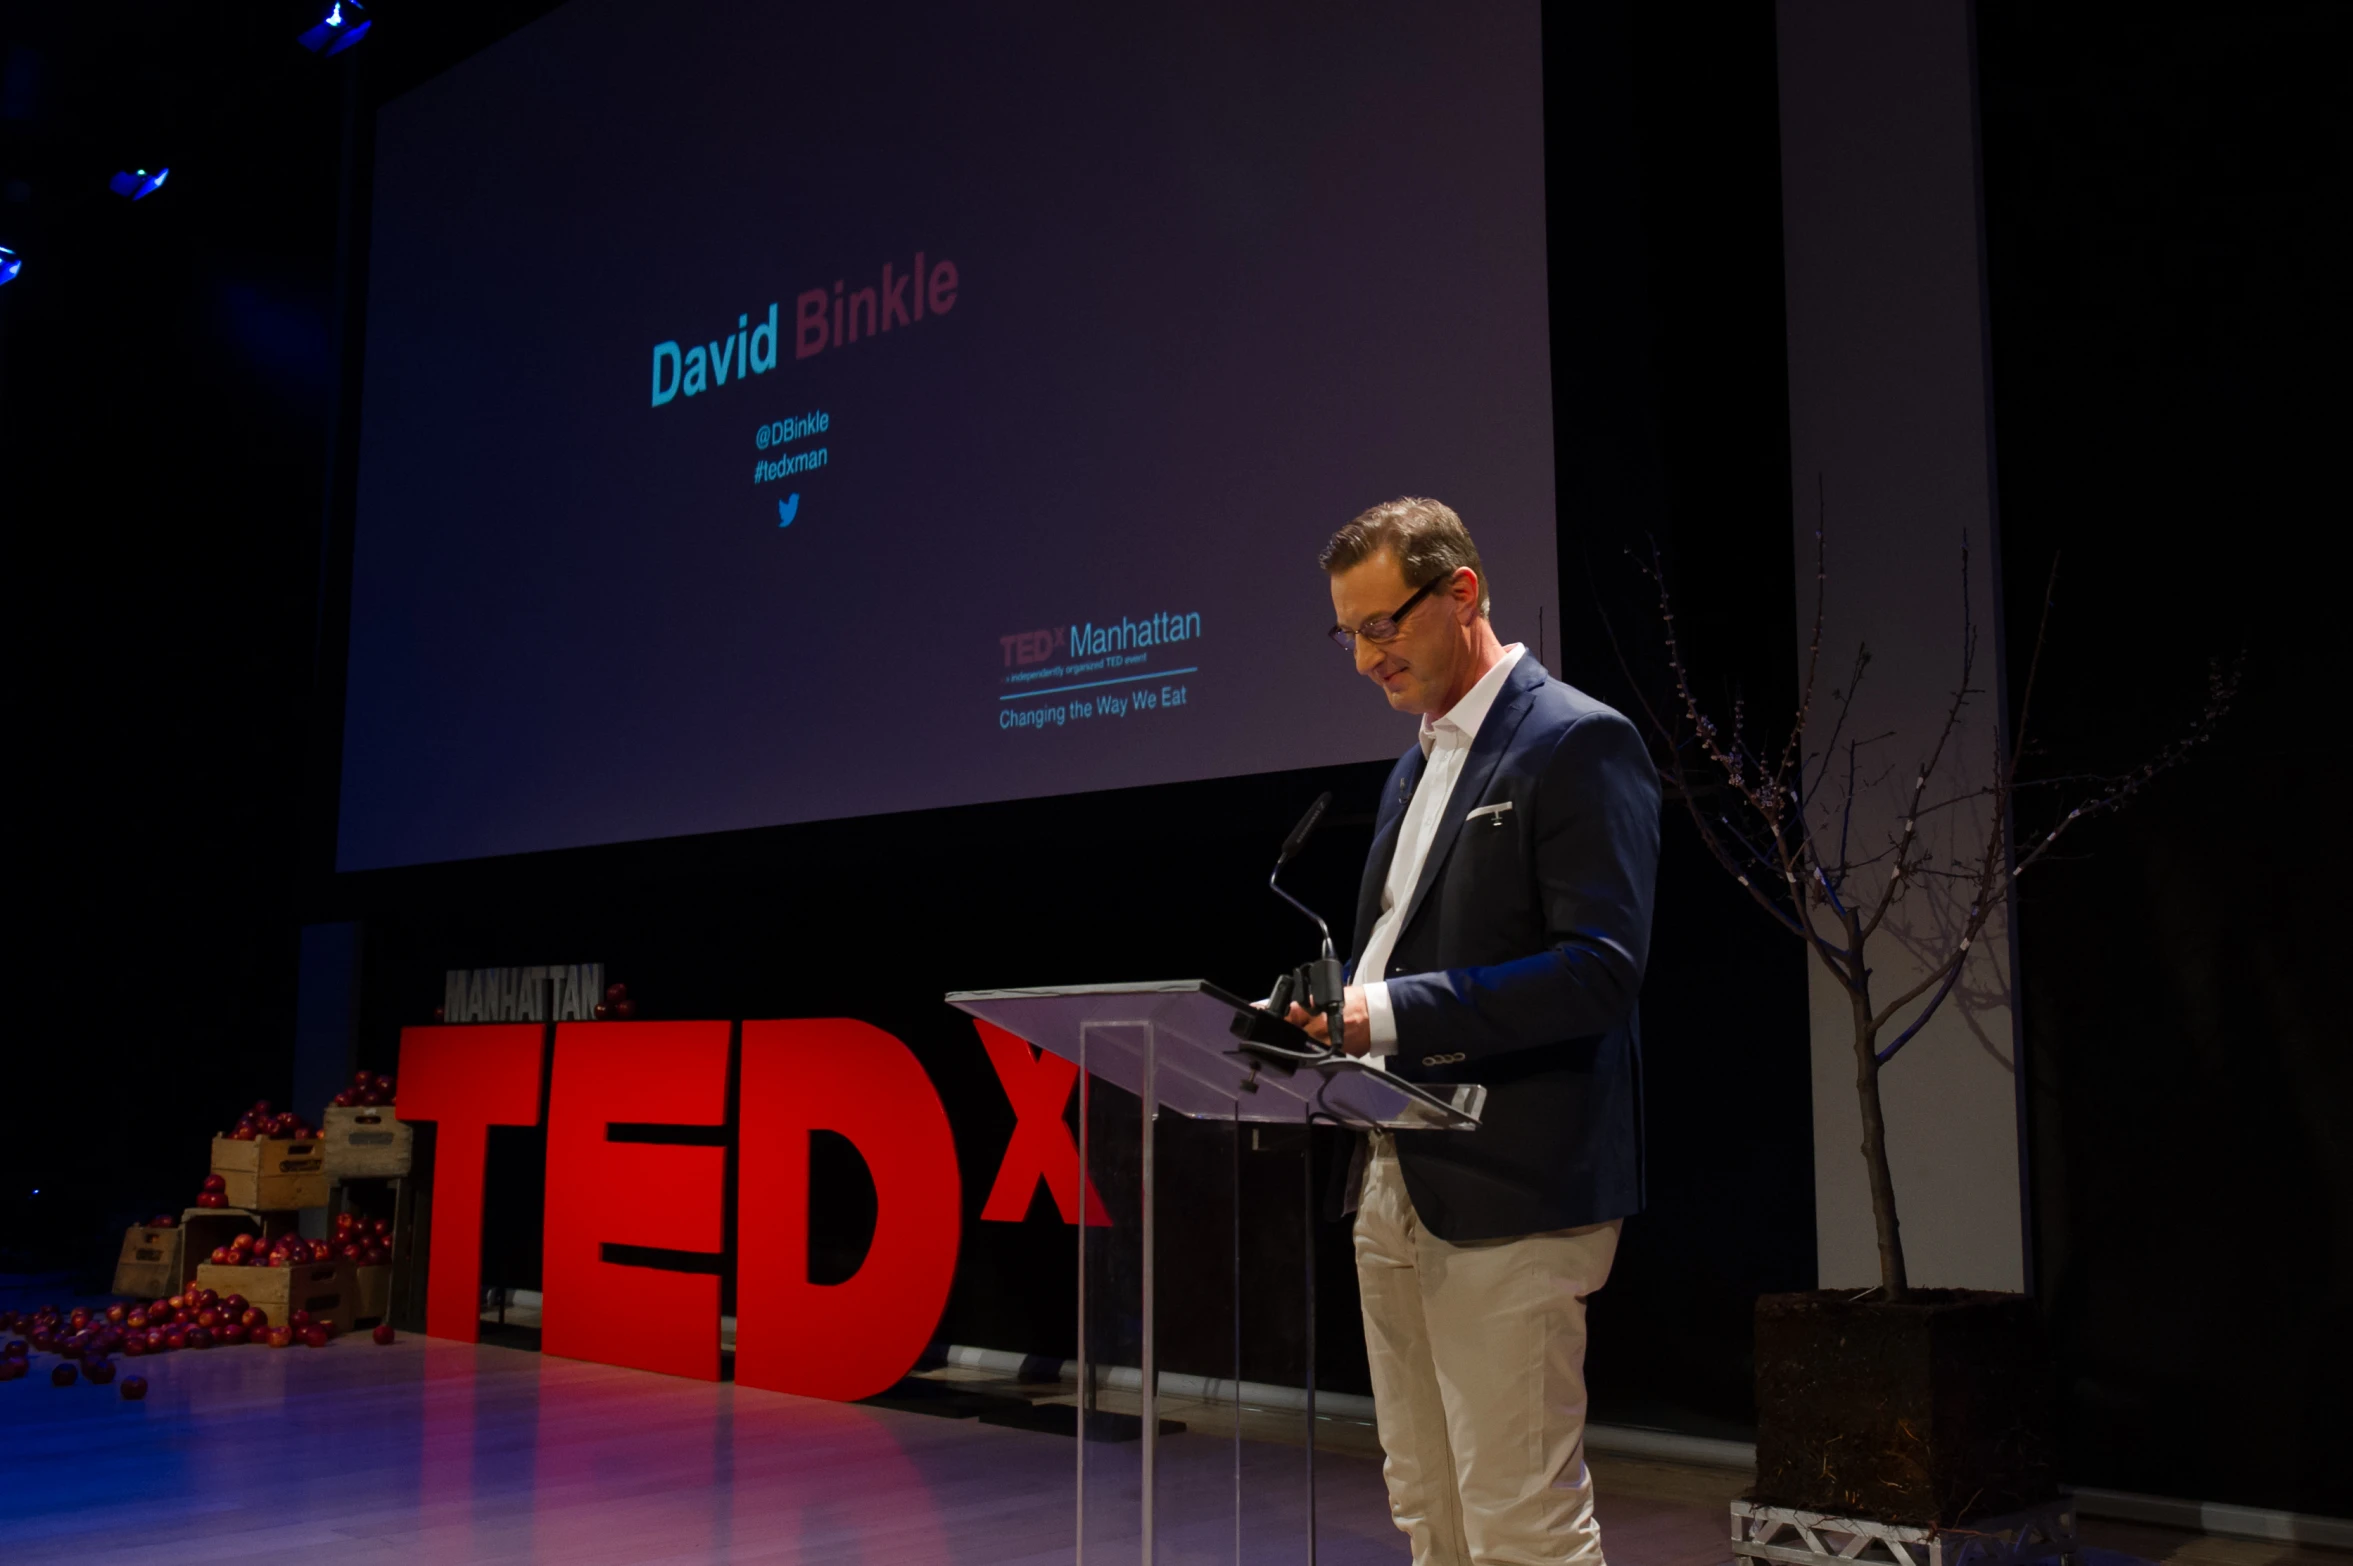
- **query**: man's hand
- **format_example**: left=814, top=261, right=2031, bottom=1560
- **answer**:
left=1286, top=986, right=1372, bottom=1056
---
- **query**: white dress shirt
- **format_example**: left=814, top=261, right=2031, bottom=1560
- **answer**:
left=1358, top=643, right=1527, bottom=1062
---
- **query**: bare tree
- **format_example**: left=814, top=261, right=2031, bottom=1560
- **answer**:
left=1615, top=498, right=2235, bottom=1297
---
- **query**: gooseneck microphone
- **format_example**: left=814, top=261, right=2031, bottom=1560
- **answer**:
left=1268, top=791, right=1346, bottom=1054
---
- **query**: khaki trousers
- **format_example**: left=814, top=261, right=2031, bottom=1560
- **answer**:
left=1353, top=1136, right=1621, bottom=1566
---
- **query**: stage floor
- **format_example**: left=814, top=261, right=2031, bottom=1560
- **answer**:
left=2, top=1335, right=1750, bottom=1565
left=6, top=1333, right=2323, bottom=1566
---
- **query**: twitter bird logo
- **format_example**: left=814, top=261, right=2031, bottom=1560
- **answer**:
left=777, top=493, right=800, bottom=528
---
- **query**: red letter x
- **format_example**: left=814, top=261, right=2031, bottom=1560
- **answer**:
left=976, top=1021, right=1110, bottom=1226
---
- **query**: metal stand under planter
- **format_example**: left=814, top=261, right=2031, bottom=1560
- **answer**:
left=1731, top=1497, right=2080, bottom=1566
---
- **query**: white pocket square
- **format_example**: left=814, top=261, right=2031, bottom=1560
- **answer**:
left=1466, top=800, right=1513, bottom=821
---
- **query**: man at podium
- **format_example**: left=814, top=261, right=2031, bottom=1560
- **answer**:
left=1291, top=497, right=1661, bottom=1566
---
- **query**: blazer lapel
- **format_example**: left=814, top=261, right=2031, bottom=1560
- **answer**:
left=1396, top=656, right=1546, bottom=940
left=1352, top=746, right=1424, bottom=965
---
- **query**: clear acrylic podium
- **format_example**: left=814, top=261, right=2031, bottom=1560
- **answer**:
left=948, top=980, right=1484, bottom=1565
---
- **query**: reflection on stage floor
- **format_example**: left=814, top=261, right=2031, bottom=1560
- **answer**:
left=1, top=1336, right=1760, bottom=1564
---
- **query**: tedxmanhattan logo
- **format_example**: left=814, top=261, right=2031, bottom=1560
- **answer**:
left=649, top=249, right=960, bottom=407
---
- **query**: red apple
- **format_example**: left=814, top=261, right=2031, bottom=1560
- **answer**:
left=220, top=1323, right=250, bottom=1345
left=372, top=1322, right=397, bottom=1345
left=222, top=1292, right=248, bottom=1312
left=300, top=1324, right=329, bottom=1349
left=229, top=1126, right=257, bottom=1141
left=150, top=1214, right=176, bottom=1227
left=266, top=1327, right=294, bottom=1348
left=51, top=1364, right=77, bottom=1386
left=104, top=1304, right=127, bottom=1325
left=201, top=1173, right=227, bottom=1194
left=195, top=1192, right=225, bottom=1208
left=164, top=1327, right=189, bottom=1351
left=121, top=1336, right=149, bottom=1357
left=0, top=1360, right=23, bottom=1381
left=120, top=1375, right=148, bottom=1400
left=85, top=1358, right=116, bottom=1385
left=187, top=1327, right=215, bottom=1350
left=125, top=1312, right=148, bottom=1331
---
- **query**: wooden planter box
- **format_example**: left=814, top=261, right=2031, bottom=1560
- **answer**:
left=112, top=1223, right=185, bottom=1298
left=322, top=1105, right=412, bottom=1178
left=192, top=1259, right=357, bottom=1332
left=211, top=1135, right=330, bottom=1211
left=1752, top=1290, right=2057, bottom=1528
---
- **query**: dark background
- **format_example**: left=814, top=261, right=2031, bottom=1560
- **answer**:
left=1977, top=1, right=2351, bottom=1514
left=4, top=0, right=2343, bottom=1513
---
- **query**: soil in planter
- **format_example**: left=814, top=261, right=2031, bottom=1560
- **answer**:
left=1753, top=1289, right=2057, bottom=1527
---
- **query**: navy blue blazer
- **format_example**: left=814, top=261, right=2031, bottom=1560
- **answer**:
left=1347, top=654, right=1661, bottom=1242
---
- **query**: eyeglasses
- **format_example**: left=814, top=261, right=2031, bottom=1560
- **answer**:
left=1329, top=570, right=1459, bottom=653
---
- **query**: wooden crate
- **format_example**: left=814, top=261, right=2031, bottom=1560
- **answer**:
left=112, top=1223, right=184, bottom=1299
left=193, top=1259, right=356, bottom=1332
left=178, top=1209, right=303, bottom=1277
left=211, top=1135, right=330, bottom=1211
left=322, top=1105, right=412, bottom=1178
left=352, top=1263, right=393, bottom=1322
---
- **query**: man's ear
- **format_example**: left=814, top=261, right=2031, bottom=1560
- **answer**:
left=1453, top=569, right=1482, bottom=620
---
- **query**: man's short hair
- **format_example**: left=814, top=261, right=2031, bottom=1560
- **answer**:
left=1319, top=497, right=1491, bottom=617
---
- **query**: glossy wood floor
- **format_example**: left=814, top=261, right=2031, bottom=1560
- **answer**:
left=8, top=1334, right=2309, bottom=1566
left=1, top=1336, right=1753, bottom=1565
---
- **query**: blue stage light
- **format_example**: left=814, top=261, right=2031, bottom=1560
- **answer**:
left=298, top=2, right=372, bottom=56
left=0, top=247, right=19, bottom=286
left=108, top=168, right=169, bottom=200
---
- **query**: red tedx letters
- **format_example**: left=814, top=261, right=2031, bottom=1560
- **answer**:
left=395, top=1023, right=545, bottom=1342
left=398, top=1015, right=1019, bottom=1398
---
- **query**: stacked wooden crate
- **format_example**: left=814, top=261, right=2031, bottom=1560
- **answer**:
left=323, top=1104, right=414, bottom=1324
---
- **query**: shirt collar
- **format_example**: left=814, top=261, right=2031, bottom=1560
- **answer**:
left=1418, top=643, right=1527, bottom=758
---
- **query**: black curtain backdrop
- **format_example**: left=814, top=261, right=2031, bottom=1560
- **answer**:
left=1978, top=1, right=2353, bottom=1516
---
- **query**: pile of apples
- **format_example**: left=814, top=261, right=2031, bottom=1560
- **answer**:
left=222, top=1099, right=318, bottom=1143
left=7, top=1293, right=266, bottom=1352
left=0, top=1295, right=396, bottom=1364
left=206, top=1229, right=338, bottom=1269
left=1, top=1333, right=145, bottom=1396
left=329, top=1069, right=397, bottom=1108
left=330, top=1210, right=394, bottom=1265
